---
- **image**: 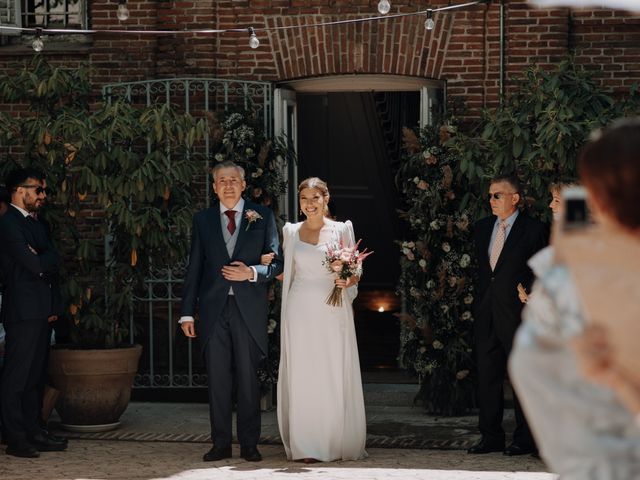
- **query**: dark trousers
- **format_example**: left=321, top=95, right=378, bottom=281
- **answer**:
left=0, top=319, right=49, bottom=445
left=476, top=315, right=534, bottom=448
left=204, top=296, right=262, bottom=448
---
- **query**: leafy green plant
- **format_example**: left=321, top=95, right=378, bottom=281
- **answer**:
left=464, top=59, right=640, bottom=218
left=396, top=59, right=640, bottom=414
left=0, top=57, right=207, bottom=347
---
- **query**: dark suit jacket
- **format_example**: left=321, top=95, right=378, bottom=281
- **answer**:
left=0, top=205, right=62, bottom=324
left=472, top=211, right=548, bottom=346
left=180, top=200, right=284, bottom=354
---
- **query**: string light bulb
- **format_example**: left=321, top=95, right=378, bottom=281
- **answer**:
left=377, top=0, right=391, bottom=15
left=424, top=10, right=435, bottom=31
left=248, top=27, right=259, bottom=49
left=117, top=0, right=130, bottom=21
left=32, top=28, right=44, bottom=52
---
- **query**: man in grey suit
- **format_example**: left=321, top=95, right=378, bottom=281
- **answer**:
left=180, top=161, right=283, bottom=462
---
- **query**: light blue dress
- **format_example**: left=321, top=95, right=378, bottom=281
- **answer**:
left=509, top=247, right=640, bottom=479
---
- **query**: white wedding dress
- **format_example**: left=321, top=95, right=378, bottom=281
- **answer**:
left=277, top=220, right=367, bottom=462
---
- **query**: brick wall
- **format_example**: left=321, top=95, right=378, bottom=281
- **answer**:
left=0, top=0, right=639, bottom=114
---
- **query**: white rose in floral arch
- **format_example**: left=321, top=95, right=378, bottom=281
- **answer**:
left=456, top=369, right=470, bottom=380
left=214, top=153, right=224, bottom=162
left=418, top=259, right=427, bottom=268
left=432, top=340, right=444, bottom=350
left=419, top=346, right=427, bottom=354
left=430, top=220, right=440, bottom=230
left=442, top=242, right=451, bottom=253
left=461, top=311, right=472, bottom=321
left=426, top=280, right=436, bottom=289
left=440, top=304, right=449, bottom=314
left=464, top=295, right=474, bottom=304
left=459, top=254, right=471, bottom=268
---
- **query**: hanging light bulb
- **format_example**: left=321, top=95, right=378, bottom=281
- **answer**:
left=32, top=28, right=44, bottom=52
left=248, top=27, right=260, bottom=49
left=117, top=0, right=130, bottom=21
left=424, top=10, right=435, bottom=31
left=377, top=0, right=391, bottom=15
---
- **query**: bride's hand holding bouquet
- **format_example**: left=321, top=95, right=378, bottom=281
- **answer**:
left=323, top=239, right=373, bottom=307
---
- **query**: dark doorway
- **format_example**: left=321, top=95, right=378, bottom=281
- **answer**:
left=297, top=91, right=420, bottom=378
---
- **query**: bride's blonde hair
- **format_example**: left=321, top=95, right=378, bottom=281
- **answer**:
left=298, top=177, right=330, bottom=217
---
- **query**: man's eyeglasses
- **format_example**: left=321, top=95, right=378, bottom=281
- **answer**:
left=19, top=184, right=51, bottom=195
left=487, top=191, right=516, bottom=201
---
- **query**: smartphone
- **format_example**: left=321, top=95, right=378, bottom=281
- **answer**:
left=562, top=186, right=591, bottom=231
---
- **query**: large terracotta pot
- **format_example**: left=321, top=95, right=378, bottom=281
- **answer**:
left=48, top=344, right=143, bottom=432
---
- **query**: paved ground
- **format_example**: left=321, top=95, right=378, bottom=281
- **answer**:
left=0, top=402, right=555, bottom=479
left=0, top=442, right=554, bottom=480
left=50, top=403, right=509, bottom=450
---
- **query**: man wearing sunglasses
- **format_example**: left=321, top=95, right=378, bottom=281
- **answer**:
left=468, top=174, right=548, bottom=457
left=0, top=168, right=66, bottom=458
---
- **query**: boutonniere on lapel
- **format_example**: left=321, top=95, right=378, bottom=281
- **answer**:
left=244, top=209, right=263, bottom=231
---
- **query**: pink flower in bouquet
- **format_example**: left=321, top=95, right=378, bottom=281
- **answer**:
left=323, top=239, right=373, bottom=307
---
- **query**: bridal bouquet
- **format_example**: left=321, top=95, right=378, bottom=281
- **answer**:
left=323, top=239, right=373, bottom=307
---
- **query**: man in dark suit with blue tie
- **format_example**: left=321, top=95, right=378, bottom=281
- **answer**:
left=468, top=175, right=548, bottom=457
left=180, top=161, right=283, bottom=462
left=0, top=168, right=67, bottom=458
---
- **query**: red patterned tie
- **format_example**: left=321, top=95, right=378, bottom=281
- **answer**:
left=224, top=210, right=236, bottom=235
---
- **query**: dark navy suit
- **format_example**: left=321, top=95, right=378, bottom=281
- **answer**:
left=0, top=205, right=61, bottom=446
left=473, top=211, right=548, bottom=448
left=180, top=199, right=283, bottom=448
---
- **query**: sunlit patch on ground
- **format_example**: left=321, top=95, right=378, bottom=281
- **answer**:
left=160, top=466, right=557, bottom=480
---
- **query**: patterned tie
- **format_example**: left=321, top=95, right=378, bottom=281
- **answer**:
left=489, top=220, right=507, bottom=271
left=224, top=210, right=237, bottom=235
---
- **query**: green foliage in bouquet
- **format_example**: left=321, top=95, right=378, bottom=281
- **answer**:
left=0, top=57, right=207, bottom=348
left=396, top=59, right=640, bottom=414
left=211, top=109, right=294, bottom=392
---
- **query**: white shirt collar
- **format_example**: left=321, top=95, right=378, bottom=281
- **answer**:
left=219, top=198, right=244, bottom=215
left=497, top=208, right=519, bottom=227
left=10, top=203, right=31, bottom=218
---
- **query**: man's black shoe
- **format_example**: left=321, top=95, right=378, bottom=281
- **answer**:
left=28, top=432, right=67, bottom=452
left=6, top=441, right=40, bottom=458
left=203, top=446, right=232, bottom=462
left=41, top=429, right=68, bottom=445
left=467, top=438, right=505, bottom=454
left=240, top=446, right=262, bottom=462
left=504, top=442, right=536, bottom=456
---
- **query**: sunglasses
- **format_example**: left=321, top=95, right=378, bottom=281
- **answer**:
left=19, top=184, right=52, bottom=195
left=487, top=191, right=516, bottom=201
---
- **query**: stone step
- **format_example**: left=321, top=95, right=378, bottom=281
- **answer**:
left=363, top=383, right=420, bottom=407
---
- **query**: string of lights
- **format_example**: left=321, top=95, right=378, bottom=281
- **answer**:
left=0, top=0, right=489, bottom=52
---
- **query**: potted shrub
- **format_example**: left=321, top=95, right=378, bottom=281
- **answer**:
left=0, top=58, right=206, bottom=430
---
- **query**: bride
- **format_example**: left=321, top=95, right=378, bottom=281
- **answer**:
left=276, top=177, right=367, bottom=462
